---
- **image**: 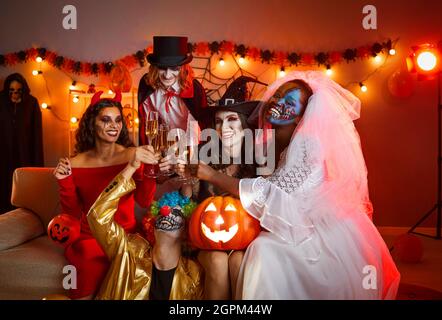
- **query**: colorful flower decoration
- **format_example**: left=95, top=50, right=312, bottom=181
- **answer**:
left=149, top=191, right=197, bottom=219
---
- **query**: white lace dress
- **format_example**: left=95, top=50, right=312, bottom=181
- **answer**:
left=237, top=136, right=400, bottom=300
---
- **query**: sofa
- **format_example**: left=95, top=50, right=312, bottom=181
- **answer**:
left=0, top=167, right=68, bottom=300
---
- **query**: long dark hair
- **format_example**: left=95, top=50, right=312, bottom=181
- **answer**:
left=2, top=73, right=31, bottom=100
left=74, top=99, right=134, bottom=154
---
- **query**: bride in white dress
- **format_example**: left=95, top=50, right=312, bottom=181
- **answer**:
left=194, top=71, right=400, bottom=299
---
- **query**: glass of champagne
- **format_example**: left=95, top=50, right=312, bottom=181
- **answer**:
left=144, top=111, right=159, bottom=178
left=158, top=124, right=174, bottom=176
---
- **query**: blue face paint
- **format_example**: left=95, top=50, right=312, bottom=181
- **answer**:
left=266, top=88, right=302, bottom=126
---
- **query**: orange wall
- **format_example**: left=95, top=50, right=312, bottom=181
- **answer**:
left=1, top=0, right=441, bottom=227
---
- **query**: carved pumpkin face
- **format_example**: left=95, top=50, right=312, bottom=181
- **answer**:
left=47, top=214, right=80, bottom=248
left=188, top=196, right=260, bottom=250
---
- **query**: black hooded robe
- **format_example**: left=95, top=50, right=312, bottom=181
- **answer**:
left=0, top=90, right=43, bottom=213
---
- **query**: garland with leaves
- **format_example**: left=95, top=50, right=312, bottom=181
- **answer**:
left=0, top=39, right=395, bottom=76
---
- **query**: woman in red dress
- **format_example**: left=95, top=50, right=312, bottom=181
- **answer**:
left=53, top=91, right=158, bottom=299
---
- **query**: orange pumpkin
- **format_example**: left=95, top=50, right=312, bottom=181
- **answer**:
left=47, top=214, right=80, bottom=248
left=188, top=196, right=260, bottom=250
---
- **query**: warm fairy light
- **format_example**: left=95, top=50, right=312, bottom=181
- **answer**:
left=373, top=55, right=382, bottom=64
left=417, top=51, right=438, bottom=71
left=36, top=56, right=43, bottom=63
left=219, top=58, right=225, bottom=66
left=72, top=96, right=80, bottom=103
left=69, top=81, right=77, bottom=91
left=359, top=82, right=368, bottom=92
left=278, top=67, right=286, bottom=78
left=389, top=48, right=396, bottom=56
left=134, top=118, right=139, bottom=124
left=41, top=103, right=48, bottom=109
left=70, top=117, right=78, bottom=124
left=238, top=56, right=245, bottom=64
left=32, top=70, right=42, bottom=76
left=108, top=90, right=113, bottom=94
left=325, top=65, right=333, bottom=76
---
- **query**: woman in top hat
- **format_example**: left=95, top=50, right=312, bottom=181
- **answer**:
left=138, top=36, right=208, bottom=137
left=178, top=76, right=266, bottom=300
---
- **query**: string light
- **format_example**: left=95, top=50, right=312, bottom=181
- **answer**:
left=32, top=70, right=42, bottom=76
left=238, top=55, right=245, bottom=64
left=36, top=56, right=43, bottom=63
left=134, top=118, right=139, bottom=124
left=359, top=82, right=368, bottom=92
left=325, top=65, right=333, bottom=76
left=373, top=55, right=382, bottom=64
left=108, top=90, right=114, bottom=95
left=41, top=102, right=50, bottom=109
left=278, top=67, right=286, bottom=78
left=72, top=95, right=80, bottom=103
left=219, top=58, right=225, bottom=66
left=69, top=81, right=77, bottom=91
left=70, top=117, right=78, bottom=124
left=389, top=48, right=396, bottom=56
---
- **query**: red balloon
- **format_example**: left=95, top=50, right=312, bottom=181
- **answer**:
left=388, top=69, right=415, bottom=98
left=47, top=214, right=80, bottom=248
left=393, top=233, right=424, bottom=263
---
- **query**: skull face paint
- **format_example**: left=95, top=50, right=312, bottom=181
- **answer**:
left=158, top=66, right=180, bottom=89
left=9, top=80, right=23, bottom=103
left=265, top=82, right=304, bottom=126
left=155, top=206, right=185, bottom=232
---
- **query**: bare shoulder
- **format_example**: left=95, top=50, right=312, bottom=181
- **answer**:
left=69, top=153, right=87, bottom=167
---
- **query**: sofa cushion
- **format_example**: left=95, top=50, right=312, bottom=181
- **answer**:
left=0, top=236, right=68, bottom=300
left=0, top=208, right=45, bottom=251
left=11, top=167, right=61, bottom=227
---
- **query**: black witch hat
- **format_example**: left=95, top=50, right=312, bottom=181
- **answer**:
left=207, top=76, right=266, bottom=117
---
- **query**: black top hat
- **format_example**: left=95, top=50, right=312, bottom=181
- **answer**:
left=206, top=76, right=267, bottom=118
left=147, top=36, right=193, bottom=68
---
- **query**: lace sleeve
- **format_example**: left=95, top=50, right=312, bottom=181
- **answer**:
left=266, top=138, right=322, bottom=195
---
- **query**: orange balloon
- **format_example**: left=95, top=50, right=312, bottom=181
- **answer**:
left=47, top=214, right=80, bottom=248
left=393, top=233, right=424, bottom=263
left=388, top=69, right=415, bottom=98
left=109, top=62, right=132, bottom=93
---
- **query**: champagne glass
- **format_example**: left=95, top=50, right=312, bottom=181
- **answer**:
left=144, top=111, right=159, bottom=178
left=174, top=129, right=191, bottom=181
left=158, top=124, right=174, bottom=176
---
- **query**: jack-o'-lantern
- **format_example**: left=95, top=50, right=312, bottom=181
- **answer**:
left=188, top=196, right=260, bottom=250
left=47, top=214, right=80, bottom=247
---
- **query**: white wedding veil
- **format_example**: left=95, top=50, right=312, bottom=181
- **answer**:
left=240, top=71, right=373, bottom=246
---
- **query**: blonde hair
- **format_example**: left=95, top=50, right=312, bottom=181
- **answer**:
left=145, top=64, right=194, bottom=92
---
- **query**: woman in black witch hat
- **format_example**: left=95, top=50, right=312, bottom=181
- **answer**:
left=178, top=76, right=266, bottom=299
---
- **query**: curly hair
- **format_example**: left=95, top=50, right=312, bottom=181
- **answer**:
left=74, top=99, right=134, bottom=155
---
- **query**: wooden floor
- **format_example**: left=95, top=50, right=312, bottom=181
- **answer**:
left=379, top=227, right=442, bottom=293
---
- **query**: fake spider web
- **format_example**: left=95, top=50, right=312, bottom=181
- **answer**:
left=190, top=55, right=267, bottom=105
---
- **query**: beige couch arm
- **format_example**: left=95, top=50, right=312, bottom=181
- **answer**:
left=0, top=208, right=45, bottom=251
left=11, top=167, right=61, bottom=227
